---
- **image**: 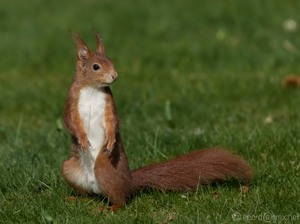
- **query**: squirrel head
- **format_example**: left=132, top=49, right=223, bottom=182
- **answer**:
left=72, top=31, right=118, bottom=88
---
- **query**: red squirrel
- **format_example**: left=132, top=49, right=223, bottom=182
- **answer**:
left=62, top=32, right=253, bottom=211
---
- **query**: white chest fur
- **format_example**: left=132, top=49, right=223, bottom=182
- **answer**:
left=77, top=86, right=107, bottom=193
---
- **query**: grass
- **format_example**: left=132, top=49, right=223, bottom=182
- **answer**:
left=0, top=0, right=300, bottom=223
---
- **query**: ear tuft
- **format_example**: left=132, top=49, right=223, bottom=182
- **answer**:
left=72, top=32, right=91, bottom=64
left=92, top=30, right=105, bottom=54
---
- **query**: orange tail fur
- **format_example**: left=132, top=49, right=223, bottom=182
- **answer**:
left=131, top=148, right=253, bottom=191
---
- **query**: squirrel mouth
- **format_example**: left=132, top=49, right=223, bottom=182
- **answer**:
left=97, top=80, right=117, bottom=87
left=108, top=77, right=118, bottom=85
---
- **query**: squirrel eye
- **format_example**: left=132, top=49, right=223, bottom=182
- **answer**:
left=93, top=64, right=100, bottom=71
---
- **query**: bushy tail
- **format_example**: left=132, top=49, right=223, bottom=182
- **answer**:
left=131, top=148, right=253, bottom=192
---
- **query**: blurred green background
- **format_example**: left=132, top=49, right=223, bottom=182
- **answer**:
left=0, top=0, right=299, bottom=223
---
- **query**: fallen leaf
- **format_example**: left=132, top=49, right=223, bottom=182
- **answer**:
left=282, top=75, right=300, bottom=88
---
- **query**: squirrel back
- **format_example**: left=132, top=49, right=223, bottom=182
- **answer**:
left=62, top=32, right=253, bottom=211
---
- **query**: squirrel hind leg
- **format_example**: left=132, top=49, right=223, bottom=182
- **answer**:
left=62, top=156, right=89, bottom=195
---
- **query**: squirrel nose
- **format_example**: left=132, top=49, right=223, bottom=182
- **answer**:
left=111, top=72, right=118, bottom=80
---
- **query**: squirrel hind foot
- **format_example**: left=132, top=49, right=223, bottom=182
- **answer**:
left=98, top=205, right=120, bottom=212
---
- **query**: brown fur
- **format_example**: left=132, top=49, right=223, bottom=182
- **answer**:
left=132, top=148, right=253, bottom=191
left=62, top=145, right=89, bottom=195
left=104, top=87, right=119, bottom=152
left=62, top=32, right=253, bottom=210
left=94, top=133, right=133, bottom=207
left=64, top=83, right=90, bottom=151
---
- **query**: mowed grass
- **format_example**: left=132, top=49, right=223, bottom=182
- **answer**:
left=0, top=0, right=300, bottom=223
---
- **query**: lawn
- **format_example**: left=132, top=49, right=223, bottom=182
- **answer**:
left=0, top=0, right=300, bottom=223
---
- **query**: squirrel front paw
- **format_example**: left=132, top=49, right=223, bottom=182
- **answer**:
left=105, top=135, right=116, bottom=154
left=78, top=134, right=91, bottom=151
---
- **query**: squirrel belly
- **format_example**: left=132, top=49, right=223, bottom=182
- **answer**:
left=74, top=86, right=107, bottom=194
left=78, top=86, right=107, bottom=155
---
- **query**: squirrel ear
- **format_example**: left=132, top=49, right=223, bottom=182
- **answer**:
left=93, top=30, right=105, bottom=54
left=72, top=32, right=91, bottom=64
